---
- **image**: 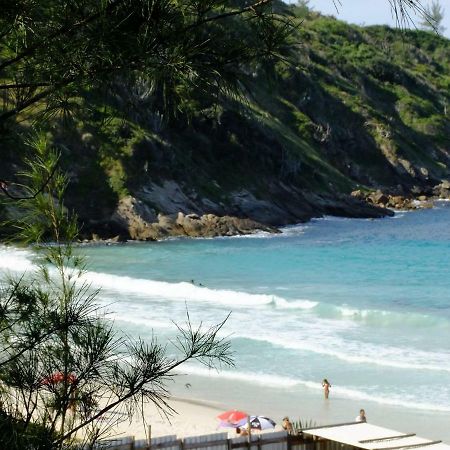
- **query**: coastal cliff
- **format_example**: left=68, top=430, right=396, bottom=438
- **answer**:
left=1, top=5, right=449, bottom=240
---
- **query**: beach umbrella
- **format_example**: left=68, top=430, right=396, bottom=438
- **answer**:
left=237, top=416, right=276, bottom=431
left=41, top=371, right=77, bottom=386
left=218, top=420, right=241, bottom=429
left=217, top=410, right=248, bottom=425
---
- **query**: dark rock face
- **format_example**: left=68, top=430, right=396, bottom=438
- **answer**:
left=95, top=179, right=396, bottom=241
left=302, top=191, right=393, bottom=218
left=229, top=190, right=287, bottom=226
left=107, top=194, right=278, bottom=240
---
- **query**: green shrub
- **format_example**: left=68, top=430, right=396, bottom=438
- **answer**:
left=0, top=411, right=55, bottom=450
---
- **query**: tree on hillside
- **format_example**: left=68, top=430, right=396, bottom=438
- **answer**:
left=0, top=0, right=293, bottom=127
left=0, top=135, right=233, bottom=449
left=294, top=0, right=311, bottom=18
left=0, top=0, right=437, bottom=128
left=420, top=0, right=446, bottom=34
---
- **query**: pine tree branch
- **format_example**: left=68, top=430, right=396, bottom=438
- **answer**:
left=0, top=82, right=51, bottom=90
left=0, top=159, right=59, bottom=200
left=0, top=0, right=128, bottom=74
left=187, top=0, right=273, bottom=30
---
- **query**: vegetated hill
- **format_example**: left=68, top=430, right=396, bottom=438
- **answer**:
left=2, top=4, right=450, bottom=239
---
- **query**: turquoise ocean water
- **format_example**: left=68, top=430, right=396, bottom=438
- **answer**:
left=1, top=201, right=450, bottom=421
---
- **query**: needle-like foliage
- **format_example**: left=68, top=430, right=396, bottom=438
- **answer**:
left=0, top=1, right=430, bottom=126
left=0, top=0, right=293, bottom=125
left=0, top=134, right=234, bottom=449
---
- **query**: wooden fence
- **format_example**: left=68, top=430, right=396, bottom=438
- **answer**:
left=93, top=430, right=318, bottom=450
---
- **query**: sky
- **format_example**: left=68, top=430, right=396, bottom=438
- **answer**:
left=307, top=0, right=450, bottom=38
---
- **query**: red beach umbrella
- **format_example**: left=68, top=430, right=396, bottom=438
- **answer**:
left=41, top=371, right=77, bottom=386
left=217, top=410, right=248, bottom=424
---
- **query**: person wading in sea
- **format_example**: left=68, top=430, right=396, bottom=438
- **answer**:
left=322, top=378, right=331, bottom=399
left=355, top=409, right=367, bottom=422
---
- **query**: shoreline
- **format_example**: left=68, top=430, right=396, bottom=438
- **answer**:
left=108, top=374, right=450, bottom=443
left=2, top=195, right=447, bottom=246
left=1, top=205, right=449, bottom=444
left=74, top=197, right=450, bottom=245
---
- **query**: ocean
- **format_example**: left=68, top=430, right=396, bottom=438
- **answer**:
left=1, top=201, right=450, bottom=437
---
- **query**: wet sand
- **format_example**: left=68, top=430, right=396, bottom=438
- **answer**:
left=111, top=373, right=450, bottom=442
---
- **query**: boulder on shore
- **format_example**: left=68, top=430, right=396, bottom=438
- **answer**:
left=110, top=196, right=279, bottom=240
left=351, top=189, right=438, bottom=211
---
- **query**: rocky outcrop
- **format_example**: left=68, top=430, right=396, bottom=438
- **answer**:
left=111, top=196, right=157, bottom=240
left=107, top=173, right=402, bottom=240
left=350, top=182, right=450, bottom=211
left=109, top=195, right=278, bottom=240
left=433, top=181, right=450, bottom=199
left=86, top=178, right=450, bottom=241
left=175, top=212, right=278, bottom=237
left=102, top=181, right=398, bottom=240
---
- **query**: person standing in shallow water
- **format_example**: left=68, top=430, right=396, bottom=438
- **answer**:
left=355, top=409, right=367, bottom=422
left=322, top=379, right=331, bottom=399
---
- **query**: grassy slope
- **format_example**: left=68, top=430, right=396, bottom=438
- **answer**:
left=2, top=5, right=450, bottom=227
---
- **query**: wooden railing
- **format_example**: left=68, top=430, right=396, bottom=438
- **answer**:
left=91, top=430, right=318, bottom=450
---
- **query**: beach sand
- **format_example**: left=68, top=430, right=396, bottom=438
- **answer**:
left=109, top=374, right=450, bottom=443
left=109, top=395, right=229, bottom=441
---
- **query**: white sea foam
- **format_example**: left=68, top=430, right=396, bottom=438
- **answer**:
left=0, top=246, right=35, bottom=273
left=280, top=224, right=308, bottom=236
left=178, top=365, right=450, bottom=413
left=271, top=298, right=318, bottom=309
left=226, top=231, right=274, bottom=239
left=232, top=331, right=450, bottom=373
left=335, top=306, right=409, bottom=325
left=338, top=307, right=370, bottom=317
left=57, top=264, right=450, bottom=375
left=177, top=364, right=300, bottom=388
left=97, top=298, right=178, bottom=331
left=331, top=305, right=449, bottom=330
left=109, top=313, right=174, bottom=330
left=2, top=246, right=449, bottom=378
left=330, top=385, right=450, bottom=412
left=312, top=216, right=353, bottom=222
left=81, top=270, right=318, bottom=310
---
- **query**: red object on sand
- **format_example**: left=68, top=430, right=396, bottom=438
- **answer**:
left=42, top=372, right=77, bottom=386
left=217, top=410, right=248, bottom=424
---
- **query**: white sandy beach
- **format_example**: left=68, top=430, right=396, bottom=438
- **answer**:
left=110, top=396, right=230, bottom=440
left=108, top=374, right=450, bottom=444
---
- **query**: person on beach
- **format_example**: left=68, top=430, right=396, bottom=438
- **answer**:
left=355, top=409, right=367, bottom=422
left=322, top=379, right=331, bottom=399
left=282, top=417, right=294, bottom=434
left=236, top=427, right=249, bottom=436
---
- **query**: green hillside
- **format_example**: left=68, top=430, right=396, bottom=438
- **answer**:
left=2, top=4, right=450, bottom=238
